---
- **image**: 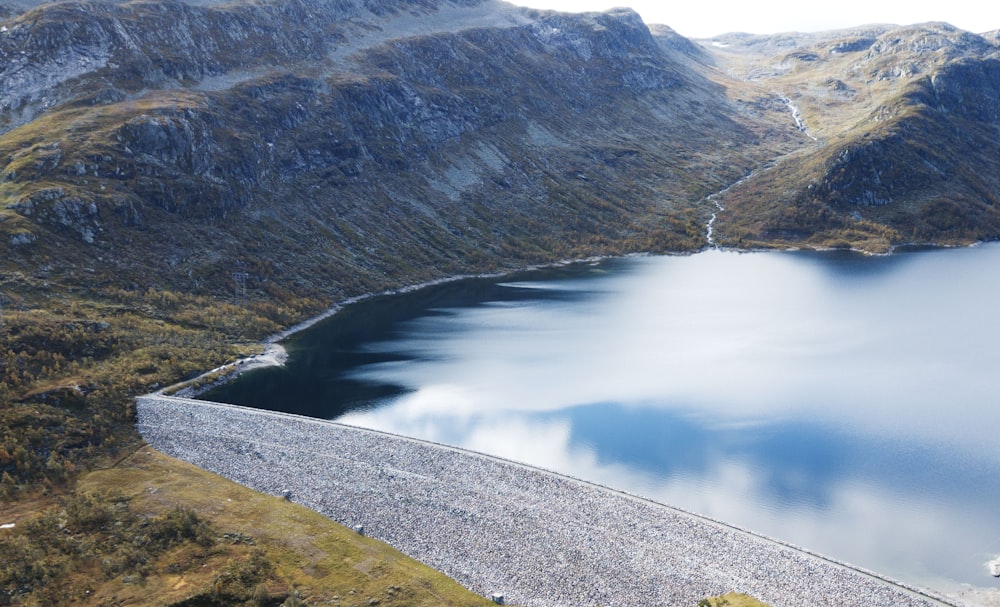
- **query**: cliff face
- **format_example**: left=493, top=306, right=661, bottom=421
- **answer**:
left=817, top=28, right=1000, bottom=216
left=819, top=58, right=1000, bottom=209
left=3, top=0, right=1000, bottom=301
left=1, top=0, right=793, bottom=302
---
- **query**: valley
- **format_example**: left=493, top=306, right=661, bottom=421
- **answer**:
left=1, top=0, right=999, bottom=604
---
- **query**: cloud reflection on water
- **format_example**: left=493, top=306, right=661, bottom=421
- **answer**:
left=346, top=248, right=1000, bottom=453
left=212, top=245, right=1000, bottom=594
left=340, top=401, right=1000, bottom=592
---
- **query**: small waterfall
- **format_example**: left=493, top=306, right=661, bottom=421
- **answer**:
left=778, top=93, right=818, bottom=141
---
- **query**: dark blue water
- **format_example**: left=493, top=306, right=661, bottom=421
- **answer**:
left=205, top=245, right=1000, bottom=596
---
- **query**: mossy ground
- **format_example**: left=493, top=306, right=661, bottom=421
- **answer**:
left=2, top=446, right=501, bottom=607
left=698, top=592, right=771, bottom=607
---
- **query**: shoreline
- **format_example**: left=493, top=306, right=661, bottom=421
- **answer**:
left=154, top=244, right=1000, bottom=606
left=163, top=242, right=987, bottom=398
left=137, top=395, right=962, bottom=607
left=163, top=253, right=645, bottom=398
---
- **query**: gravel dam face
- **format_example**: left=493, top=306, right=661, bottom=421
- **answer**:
left=136, top=396, right=952, bottom=607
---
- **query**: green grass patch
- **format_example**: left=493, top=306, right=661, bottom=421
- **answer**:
left=47, top=448, right=500, bottom=607
left=698, top=592, right=772, bottom=607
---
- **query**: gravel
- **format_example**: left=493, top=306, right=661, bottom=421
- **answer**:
left=137, top=395, right=955, bottom=607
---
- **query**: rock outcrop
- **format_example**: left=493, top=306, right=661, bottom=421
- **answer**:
left=2, top=0, right=1000, bottom=298
left=699, top=22, right=1000, bottom=251
left=1, top=0, right=788, bottom=302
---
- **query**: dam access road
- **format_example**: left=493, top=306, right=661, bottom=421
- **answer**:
left=137, top=396, right=955, bottom=607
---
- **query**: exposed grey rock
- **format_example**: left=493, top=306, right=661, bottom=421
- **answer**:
left=8, top=230, right=35, bottom=246
left=10, top=187, right=101, bottom=243
left=137, top=396, right=951, bottom=607
left=4, top=0, right=1000, bottom=290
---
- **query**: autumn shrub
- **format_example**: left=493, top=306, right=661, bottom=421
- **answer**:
left=0, top=492, right=219, bottom=603
left=212, top=549, right=275, bottom=601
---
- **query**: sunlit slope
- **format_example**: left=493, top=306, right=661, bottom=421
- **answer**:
left=1, top=1, right=788, bottom=309
left=701, top=23, right=1000, bottom=251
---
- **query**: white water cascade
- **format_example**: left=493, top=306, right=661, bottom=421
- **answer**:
left=778, top=93, right=818, bottom=141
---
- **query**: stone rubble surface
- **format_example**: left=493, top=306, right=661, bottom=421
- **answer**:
left=137, top=396, right=949, bottom=607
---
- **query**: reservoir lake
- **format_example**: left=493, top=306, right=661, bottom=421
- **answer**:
left=204, top=243, right=1000, bottom=597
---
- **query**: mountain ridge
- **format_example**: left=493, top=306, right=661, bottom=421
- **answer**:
left=2, top=0, right=794, bottom=302
left=3, top=2, right=1000, bottom=604
left=696, top=21, right=1000, bottom=250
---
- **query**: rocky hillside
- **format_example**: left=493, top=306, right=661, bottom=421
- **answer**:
left=0, top=4, right=997, bottom=296
left=5, top=2, right=995, bottom=305
left=0, top=0, right=797, bottom=310
left=0, top=0, right=997, bottom=501
left=0, top=0, right=799, bottom=566
left=701, top=23, right=1000, bottom=251
left=2, top=1, right=1000, bottom=603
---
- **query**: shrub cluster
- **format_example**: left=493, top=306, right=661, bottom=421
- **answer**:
left=0, top=282, right=325, bottom=499
left=0, top=492, right=217, bottom=604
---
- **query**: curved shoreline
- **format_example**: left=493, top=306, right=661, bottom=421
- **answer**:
left=153, top=245, right=999, bottom=607
left=137, top=395, right=958, bottom=607
left=166, top=243, right=990, bottom=398
left=163, top=254, right=645, bottom=398
left=175, top=238, right=1000, bottom=402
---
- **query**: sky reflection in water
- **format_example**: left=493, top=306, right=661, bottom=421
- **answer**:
left=210, top=245, right=1000, bottom=593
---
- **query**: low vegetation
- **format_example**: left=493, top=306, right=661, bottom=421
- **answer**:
left=698, top=593, right=771, bottom=607
left=1, top=448, right=500, bottom=606
left=2, top=1, right=995, bottom=605
left=0, top=283, right=302, bottom=500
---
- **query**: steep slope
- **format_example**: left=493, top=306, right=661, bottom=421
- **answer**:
left=0, top=3, right=798, bottom=600
left=0, top=0, right=799, bottom=516
left=701, top=23, right=1000, bottom=251
left=1, top=0, right=793, bottom=305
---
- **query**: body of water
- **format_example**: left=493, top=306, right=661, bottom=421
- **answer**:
left=204, top=244, right=1000, bottom=596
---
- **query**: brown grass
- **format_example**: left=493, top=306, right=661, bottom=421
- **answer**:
left=698, top=592, right=772, bottom=607
left=51, top=446, right=500, bottom=606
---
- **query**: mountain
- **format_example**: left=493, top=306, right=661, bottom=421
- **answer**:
left=0, top=3, right=800, bottom=600
left=2, top=0, right=1000, bottom=603
left=700, top=23, right=1000, bottom=250
left=0, top=0, right=797, bottom=306
left=5, top=3, right=995, bottom=304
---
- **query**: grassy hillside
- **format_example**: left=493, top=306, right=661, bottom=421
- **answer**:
left=2, top=1, right=998, bottom=605
left=3, top=447, right=500, bottom=606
